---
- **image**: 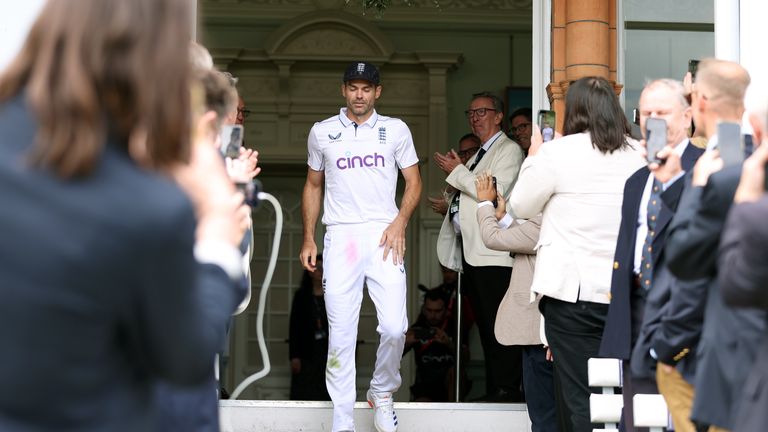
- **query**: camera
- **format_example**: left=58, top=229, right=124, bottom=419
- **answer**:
left=414, top=327, right=436, bottom=341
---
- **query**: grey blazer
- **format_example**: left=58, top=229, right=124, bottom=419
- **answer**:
left=476, top=206, right=543, bottom=345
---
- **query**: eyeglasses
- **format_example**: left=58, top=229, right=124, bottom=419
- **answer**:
left=237, top=108, right=252, bottom=119
left=464, top=108, right=497, bottom=118
left=457, top=147, right=480, bottom=158
left=510, top=122, right=531, bottom=133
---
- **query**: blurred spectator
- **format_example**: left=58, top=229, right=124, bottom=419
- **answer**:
left=0, top=0, right=247, bottom=430
left=662, top=58, right=764, bottom=431
left=152, top=65, right=248, bottom=432
left=508, top=107, right=533, bottom=154
left=599, top=78, right=704, bottom=432
left=718, top=109, right=768, bottom=432
left=475, top=173, right=556, bottom=432
left=236, top=96, right=250, bottom=127
left=434, top=92, right=525, bottom=402
left=289, top=255, right=331, bottom=401
left=404, top=289, right=465, bottom=402
left=428, top=134, right=481, bottom=216
left=510, top=76, right=644, bottom=432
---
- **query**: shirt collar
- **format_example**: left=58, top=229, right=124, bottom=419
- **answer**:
left=481, top=130, right=504, bottom=151
left=706, top=135, right=718, bottom=152
left=673, top=138, right=689, bottom=157
left=338, top=108, right=379, bottom=129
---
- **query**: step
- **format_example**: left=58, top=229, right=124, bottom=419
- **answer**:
left=220, top=400, right=532, bottom=432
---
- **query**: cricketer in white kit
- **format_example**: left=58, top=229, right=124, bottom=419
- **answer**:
left=300, top=61, right=422, bottom=432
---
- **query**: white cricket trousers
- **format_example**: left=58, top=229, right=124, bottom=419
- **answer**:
left=323, top=223, right=408, bottom=432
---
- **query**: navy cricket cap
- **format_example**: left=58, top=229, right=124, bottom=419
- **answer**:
left=343, top=61, right=380, bottom=86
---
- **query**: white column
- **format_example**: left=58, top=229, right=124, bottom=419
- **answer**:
left=0, top=1, right=46, bottom=72
left=714, top=0, right=740, bottom=61
left=617, top=0, right=626, bottom=108
left=739, top=0, right=768, bottom=110
left=532, top=0, right=552, bottom=115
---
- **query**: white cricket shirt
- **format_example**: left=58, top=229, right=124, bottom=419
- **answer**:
left=307, top=108, right=419, bottom=226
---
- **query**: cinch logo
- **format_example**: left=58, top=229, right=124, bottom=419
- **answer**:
left=336, top=151, right=385, bottom=170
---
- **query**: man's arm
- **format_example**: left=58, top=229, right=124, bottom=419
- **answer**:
left=299, top=168, right=324, bottom=271
left=666, top=175, right=729, bottom=280
left=380, top=164, right=422, bottom=265
left=447, top=142, right=524, bottom=201
left=476, top=205, right=540, bottom=254
left=649, top=273, right=708, bottom=366
left=718, top=198, right=768, bottom=309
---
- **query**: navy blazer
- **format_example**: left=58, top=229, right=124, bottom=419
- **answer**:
left=0, top=95, right=244, bottom=431
left=599, top=143, right=703, bottom=360
left=718, top=197, right=768, bottom=432
left=631, top=262, right=707, bottom=381
left=663, top=166, right=766, bottom=429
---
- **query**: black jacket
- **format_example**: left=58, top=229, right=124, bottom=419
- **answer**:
left=0, top=95, right=243, bottom=431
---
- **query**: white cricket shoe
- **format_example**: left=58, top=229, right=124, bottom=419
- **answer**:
left=366, top=389, right=398, bottom=432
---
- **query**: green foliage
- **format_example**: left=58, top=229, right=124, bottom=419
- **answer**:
left=347, top=0, right=440, bottom=17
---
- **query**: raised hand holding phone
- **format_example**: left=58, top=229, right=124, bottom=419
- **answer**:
left=219, top=124, right=244, bottom=159
left=717, top=122, right=744, bottom=167
left=537, top=110, right=556, bottom=143
left=644, top=117, right=667, bottom=164
left=475, top=172, right=497, bottom=204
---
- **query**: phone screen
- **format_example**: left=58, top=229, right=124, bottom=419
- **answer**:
left=538, top=110, right=556, bottom=142
left=717, top=122, right=743, bottom=167
left=492, top=176, right=498, bottom=208
left=645, top=118, right=667, bottom=163
left=219, top=124, right=244, bottom=159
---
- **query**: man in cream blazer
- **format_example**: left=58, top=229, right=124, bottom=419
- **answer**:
left=434, top=92, right=524, bottom=401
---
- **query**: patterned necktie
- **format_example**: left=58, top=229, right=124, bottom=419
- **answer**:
left=467, top=147, right=487, bottom=171
left=449, top=147, right=487, bottom=220
left=639, top=179, right=662, bottom=290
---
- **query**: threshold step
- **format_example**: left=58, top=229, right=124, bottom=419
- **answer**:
left=220, top=400, right=531, bottom=432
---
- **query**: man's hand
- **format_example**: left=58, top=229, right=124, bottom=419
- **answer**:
left=648, top=144, right=683, bottom=184
left=226, top=147, right=261, bottom=182
left=692, top=150, right=724, bottom=187
left=380, top=217, right=407, bottom=265
left=734, top=140, right=768, bottom=203
left=428, top=195, right=449, bottom=215
left=433, top=328, right=452, bottom=346
left=299, top=240, right=318, bottom=272
left=658, top=362, right=674, bottom=374
left=434, top=150, right=462, bottom=174
left=170, top=113, right=246, bottom=247
left=405, top=329, right=418, bottom=347
left=475, top=172, right=497, bottom=203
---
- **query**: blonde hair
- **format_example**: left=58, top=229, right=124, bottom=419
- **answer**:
left=695, top=58, right=750, bottom=117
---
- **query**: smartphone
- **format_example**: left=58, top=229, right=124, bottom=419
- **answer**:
left=414, top=327, right=436, bottom=341
left=645, top=117, right=667, bottom=164
left=219, top=124, right=244, bottom=159
left=717, top=122, right=744, bottom=167
left=688, top=59, right=700, bottom=81
left=492, top=176, right=498, bottom=208
left=632, top=108, right=640, bottom=126
left=537, top=110, right=556, bottom=142
left=236, top=179, right=262, bottom=207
